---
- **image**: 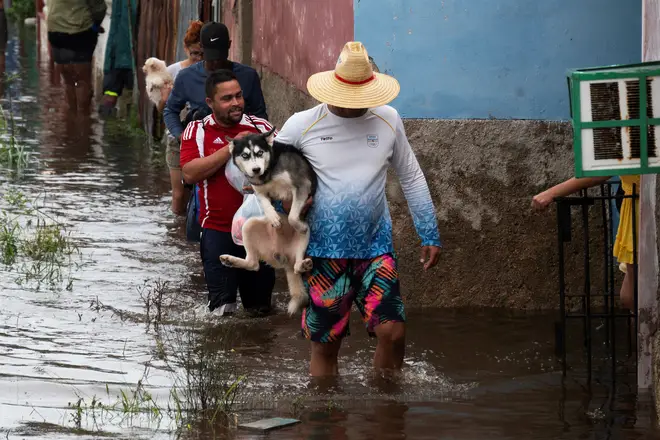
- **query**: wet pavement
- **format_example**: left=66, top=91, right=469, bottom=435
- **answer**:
left=1, top=26, right=660, bottom=440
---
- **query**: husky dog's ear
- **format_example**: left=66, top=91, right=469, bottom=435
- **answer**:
left=263, top=127, right=276, bottom=146
left=225, top=136, right=234, bottom=153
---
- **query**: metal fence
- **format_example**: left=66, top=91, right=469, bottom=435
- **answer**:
left=174, top=0, right=201, bottom=63
left=554, top=182, right=638, bottom=386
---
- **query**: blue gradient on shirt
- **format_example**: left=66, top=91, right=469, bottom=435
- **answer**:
left=305, top=180, right=441, bottom=259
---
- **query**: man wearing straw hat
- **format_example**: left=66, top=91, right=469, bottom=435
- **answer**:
left=275, top=41, right=442, bottom=377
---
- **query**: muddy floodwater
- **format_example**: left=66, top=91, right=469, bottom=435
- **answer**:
left=1, top=26, right=660, bottom=440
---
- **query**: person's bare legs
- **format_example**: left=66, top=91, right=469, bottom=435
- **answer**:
left=310, top=340, right=341, bottom=377
left=72, top=63, right=93, bottom=115
left=59, top=64, right=77, bottom=112
left=373, top=321, right=406, bottom=371
left=309, top=322, right=405, bottom=377
left=620, top=264, right=636, bottom=310
left=169, top=168, right=188, bottom=216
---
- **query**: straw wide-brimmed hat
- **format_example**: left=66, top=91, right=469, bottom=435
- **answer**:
left=306, top=42, right=400, bottom=109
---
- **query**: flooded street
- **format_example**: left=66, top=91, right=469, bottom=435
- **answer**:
left=1, top=26, right=659, bottom=439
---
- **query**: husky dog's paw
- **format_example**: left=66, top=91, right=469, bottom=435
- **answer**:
left=287, top=295, right=309, bottom=316
left=219, top=255, right=235, bottom=267
left=294, top=258, right=313, bottom=274
left=267, top=211, right=281, bottom=229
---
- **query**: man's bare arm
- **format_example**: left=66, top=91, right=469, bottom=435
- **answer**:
left=182, top=148, right=231, bottom=184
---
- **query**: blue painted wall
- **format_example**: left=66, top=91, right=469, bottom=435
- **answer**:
left=355, top=0, right=641, bottom=120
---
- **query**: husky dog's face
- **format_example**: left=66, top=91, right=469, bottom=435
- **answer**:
left=227, top=128, right=276, bottom=178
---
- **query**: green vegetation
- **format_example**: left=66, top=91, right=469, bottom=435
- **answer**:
left=64, top=281, right=249, bottom=436
left=60, top=324, right=247, bottom=436
left=102, top=105, right=148, bottom=141
left=0, top=188, right=81, bottom=290
left=0, top=74, right=31, bottom=172
left=7, top=0, right=36, bottom=23
left=67, top=377, right=163, bottom=431
left=162, top=322, right=247, bottom=427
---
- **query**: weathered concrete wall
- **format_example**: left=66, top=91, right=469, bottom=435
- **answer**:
left=251, top=0, right=354, bottom=92
left=387, top=119, right=610, bottom=308
left=259, top=65, right=610, bottom=309
left=655, top=332, right=660, bottom=413
left=652, top=175, right=660, bottom=404
left=257, top=66, right=319, bottom=128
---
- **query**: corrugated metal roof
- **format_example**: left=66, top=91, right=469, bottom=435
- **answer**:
left=174, top=0, right=200, bottom=62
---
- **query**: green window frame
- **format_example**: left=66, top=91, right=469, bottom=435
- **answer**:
left=567, top=60, right=660, bottom=177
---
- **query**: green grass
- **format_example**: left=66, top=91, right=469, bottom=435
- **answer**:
left=102, top=103, right=149, bottom=141
left=7, top=0, right=35, bottom=23
left=58, top=323, right=248, bottom=436
left=0, top=188, right=81, bottom=290
left=0, top=73, right=31, bottom=172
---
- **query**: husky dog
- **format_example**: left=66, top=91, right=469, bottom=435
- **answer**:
left=142, top=57, right=173, bottom=106
left=219, top=128, right=318, bottom=315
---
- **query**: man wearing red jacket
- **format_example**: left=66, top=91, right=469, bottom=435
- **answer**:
left=180, top=69, right=275, bottom=316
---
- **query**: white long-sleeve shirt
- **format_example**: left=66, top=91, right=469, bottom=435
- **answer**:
left=275, top=103, right=441, bottom=259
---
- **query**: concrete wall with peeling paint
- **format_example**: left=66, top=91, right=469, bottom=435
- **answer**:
left=354, top=0, right=641, bottom=120
left=251, top=0, right=354, bottom=92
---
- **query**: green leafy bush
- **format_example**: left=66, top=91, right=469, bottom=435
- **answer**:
left=7, top=0, right=36, bottom=23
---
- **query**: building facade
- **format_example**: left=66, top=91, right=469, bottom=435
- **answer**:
left=244, top=0, right=642, bottom=309
left=37, top=0, right=643, bottom=309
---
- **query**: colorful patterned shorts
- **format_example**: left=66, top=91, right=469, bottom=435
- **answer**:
left=302, top=253, right=406, bottom=343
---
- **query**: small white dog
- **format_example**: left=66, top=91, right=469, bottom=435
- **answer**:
left=142, top=57, right=173, bottom=106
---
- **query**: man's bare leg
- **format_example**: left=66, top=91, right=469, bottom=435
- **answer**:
left=310, top=340, right=341, bottom=377
left=373, top=321, right=406, bottom=371
left=72, top=63, right=93, bottom=115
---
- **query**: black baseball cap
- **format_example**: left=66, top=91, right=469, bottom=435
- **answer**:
left=200, top=22, right=230, bottom=61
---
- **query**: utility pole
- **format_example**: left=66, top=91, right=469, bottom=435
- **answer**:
left=638, top=0, right=659, bottom=390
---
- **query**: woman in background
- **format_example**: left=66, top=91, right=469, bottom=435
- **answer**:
left=158, top=20, right=203, bottom=216
left=47, top=0, right=107, bottom=114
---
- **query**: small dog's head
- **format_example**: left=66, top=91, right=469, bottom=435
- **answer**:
left=226, top=128, right=276, bottom=179
left=142, top=57, right=167, bottom=75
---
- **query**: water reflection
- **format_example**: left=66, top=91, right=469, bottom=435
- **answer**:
left=0, top=24, right=6, bottom=98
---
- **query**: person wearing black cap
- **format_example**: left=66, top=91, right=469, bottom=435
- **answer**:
left=163, top=21, right=268, bottom=144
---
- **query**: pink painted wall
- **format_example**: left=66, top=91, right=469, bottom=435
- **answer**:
left=251, top=0, right=354, bottom=92
left=221, top=0, right=240, bottom=62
